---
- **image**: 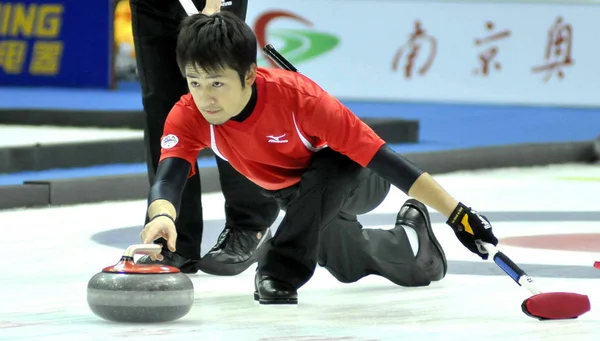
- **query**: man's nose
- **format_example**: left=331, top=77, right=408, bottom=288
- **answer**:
left=198, top=90, right=215, bottom=105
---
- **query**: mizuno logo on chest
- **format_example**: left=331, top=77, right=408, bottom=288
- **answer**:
left=267, top=134, right=289, bottom=144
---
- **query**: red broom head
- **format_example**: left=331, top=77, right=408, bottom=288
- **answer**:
left=522, top=292, right=591, bottom=320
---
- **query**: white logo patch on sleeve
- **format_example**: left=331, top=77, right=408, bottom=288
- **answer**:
left=161, top=134, right=179, bottom=149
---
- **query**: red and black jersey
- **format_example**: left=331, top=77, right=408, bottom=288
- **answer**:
left=159, top=67, right=385, bottom=190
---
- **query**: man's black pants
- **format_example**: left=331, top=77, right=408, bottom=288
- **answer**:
left=130, top=0, right=279, bottom=259
left=258, top=149, right=430, bottom=289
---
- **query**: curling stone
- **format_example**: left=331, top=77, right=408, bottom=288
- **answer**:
left=87, top=244, right=195, bottom=323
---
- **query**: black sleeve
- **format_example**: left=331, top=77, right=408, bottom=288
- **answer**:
left=366, top=144, right=424, bottom=194
left=148, top=157, right=191, bottom=214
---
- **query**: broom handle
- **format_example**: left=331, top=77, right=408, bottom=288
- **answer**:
left=262, top=44, right=299, bottom=72
left=179, top=0, right=199, bottom=15
left=479, top=242, right=542, bottom=295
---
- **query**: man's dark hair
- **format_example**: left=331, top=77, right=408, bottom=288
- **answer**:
left=176, top=11, right=258, bottom=86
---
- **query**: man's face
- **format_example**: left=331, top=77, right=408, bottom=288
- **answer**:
left=185, top=64, right=256, bottom=125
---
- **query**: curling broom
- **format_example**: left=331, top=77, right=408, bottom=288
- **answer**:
left=479, top=241, right=591, bottom=320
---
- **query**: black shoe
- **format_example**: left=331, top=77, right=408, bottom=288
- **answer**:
left=253, top=272, right=298, bottom=305
left=396, top=199, right=447, bottom=281
left=196, top=227, right=272, bottom=276
left=137, top=248, right=198, bottom=274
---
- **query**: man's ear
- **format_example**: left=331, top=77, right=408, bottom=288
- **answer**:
left=245, top=63, right=257, bottom=87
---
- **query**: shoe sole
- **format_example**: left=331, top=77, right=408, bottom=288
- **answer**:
left=253, top=291, right=298, bottom=305
left=403, top=199, right=448, bottom=280
left=196, top=229, right=272, bottom=276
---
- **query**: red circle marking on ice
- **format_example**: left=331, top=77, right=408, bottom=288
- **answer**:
left=501, top=233, right=600, bottom=252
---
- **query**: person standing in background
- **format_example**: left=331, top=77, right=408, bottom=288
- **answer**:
left=129, top=0, right=280, bottom=275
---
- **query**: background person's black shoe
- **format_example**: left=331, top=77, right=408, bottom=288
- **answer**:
left=197, top=227, right=272, bottom=276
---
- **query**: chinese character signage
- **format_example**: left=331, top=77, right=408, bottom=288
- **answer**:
left=246, top=0, right=600, bottom=107
left=389, top=17, right=573, bottom=82
left=391, top=21, right=437, bottom=79
left=531, top=17, right=574, bottom=82
left=473, top=21, right=511, bottom=77
left=0, top=0, right=114, bottom=88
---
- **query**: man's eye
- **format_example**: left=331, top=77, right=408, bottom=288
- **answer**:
left=213, top=82, right=223, bottom=87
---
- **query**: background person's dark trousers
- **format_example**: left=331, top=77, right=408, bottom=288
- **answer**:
left=130, top=0, right=279, bottom=273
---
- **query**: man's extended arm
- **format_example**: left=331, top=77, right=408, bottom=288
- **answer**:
left=301, top=91, right=499, bottom=259
left=146, top=157, right=192, bottom=221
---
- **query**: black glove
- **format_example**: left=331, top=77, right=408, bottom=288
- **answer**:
left=446, top=202, right=498, bottom=260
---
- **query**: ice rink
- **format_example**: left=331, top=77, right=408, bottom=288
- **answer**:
left=2, top=163, right=599, bottom=341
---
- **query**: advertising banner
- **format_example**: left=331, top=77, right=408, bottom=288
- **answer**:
left=0, top=0, right=114, bottom=88
left=246, top=0, right=600, bottom=106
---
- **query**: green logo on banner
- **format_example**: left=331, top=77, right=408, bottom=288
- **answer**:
left=258, top=29, right=339, bottom=67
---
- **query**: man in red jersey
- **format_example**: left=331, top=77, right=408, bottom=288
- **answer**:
left=141, top=12, right=499, bottom=304
left=130, top=0, right=279, bottom=276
